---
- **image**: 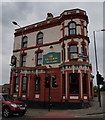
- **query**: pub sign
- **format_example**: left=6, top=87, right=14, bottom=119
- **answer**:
left=43, top=52, right=61, bottom=64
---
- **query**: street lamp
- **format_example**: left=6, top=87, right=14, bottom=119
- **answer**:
left=93, top=29, right=105, bottom=107
left=12, top=21, right=21, bottom=28
left=12, top=21, right=23, bottom=68
left=12, top=21, right=24, bottom=98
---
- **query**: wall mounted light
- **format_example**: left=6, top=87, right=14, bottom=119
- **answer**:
left=49, top=65, right=52, bottom=68
left=50, top=46, right=53, bottom=48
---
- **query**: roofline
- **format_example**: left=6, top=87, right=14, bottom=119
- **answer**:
left=14, top=8, right=89, bottom=36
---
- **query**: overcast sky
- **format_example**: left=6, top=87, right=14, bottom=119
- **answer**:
left=1, top=1, right=104, bottom=85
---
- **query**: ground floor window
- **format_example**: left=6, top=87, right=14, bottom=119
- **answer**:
left=62, top=74, right=65, bottom=94
left=22, top=76, right=28, bottom=93
left=90, top=82, right=93, bottom=96
left=35, top=76, right=40, bottom=93
left=82, top=73, right=87, bottom=94
left=14, top=76, right=19, bottom=93
left=69, top=73, right=79, bottom=94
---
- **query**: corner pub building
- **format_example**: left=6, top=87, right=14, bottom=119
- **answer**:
left=10, top=8, right=94, bottom=109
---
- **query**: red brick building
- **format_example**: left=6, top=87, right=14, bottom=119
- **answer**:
left=10, top=8, right=94, bottom=108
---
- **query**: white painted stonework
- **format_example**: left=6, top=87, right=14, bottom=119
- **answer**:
left=84, top=96, right=87, bottom=99
left=22, top=95, right=26, bottom=98
left=35, top=94, right=40, bottom=98
left=70, top=96, right=79, bottom=99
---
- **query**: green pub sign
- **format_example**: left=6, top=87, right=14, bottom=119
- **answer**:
left=43, top=52, right=61, bottom=65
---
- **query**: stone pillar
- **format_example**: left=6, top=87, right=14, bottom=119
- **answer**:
left=65, top=71, right=68, bottom=99
left=65, top=45, right=69, bottom=62
left=79, top=73, right=83, bottom=100
left=87, top=72, right=91, bottom=100
left=10, top=73, right=14, bottom=95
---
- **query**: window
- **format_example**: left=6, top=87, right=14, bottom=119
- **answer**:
left=81, top=45, right=87, bottom=56
left=62, top=74, right=65, bottom=94
left=14, top=76, right=19, bottom=93
left=84, top=27, right=87, bottom=36
left=35, top=76, right=40, bottom=92
left=37, top=32, right=43, bottom=44
left=69, top=45, right=78, bottom=60
left=21, top=55, right=26, bottom=67
left=69, top=22, right=76, bottom=35
left=62, top=48, right=65, bottom=62
left=81, top=45, right=87, bottom=61
left=82, top=73, right=87, bottom=94
left=90, top=82, right=93, bottom=96
left=37, top=53, right=42, bottom=66
left=69, top=73, right=79, bottom=94
left=22, top=76, right=27, bottom=93
left=22, top=36, right=28, bottom=48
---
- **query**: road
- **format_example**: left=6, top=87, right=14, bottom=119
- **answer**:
left=1, top=92, right=105, bottom=120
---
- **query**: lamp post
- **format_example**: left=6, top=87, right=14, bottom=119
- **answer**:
left=12, top=21, right=24, bottom=98
left=93, top=29, right=105, bottom=107
left=12, top=21, right=23, bottom=67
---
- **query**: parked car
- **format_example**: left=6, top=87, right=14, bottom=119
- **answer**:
left=0, top=93, right=27, bottom=118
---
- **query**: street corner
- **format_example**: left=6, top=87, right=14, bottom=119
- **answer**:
left=36, top=111, right=80, bottom=119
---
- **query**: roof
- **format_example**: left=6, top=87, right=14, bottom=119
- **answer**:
left=14, top=8, right=88, bottom=37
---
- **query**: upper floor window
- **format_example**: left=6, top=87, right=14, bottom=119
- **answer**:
left=69, top=22, right=76, bottom=35
left=36, top=52, right=42, bottom=66
left=81, top=45, right=87, bottom=56
left=21, top=55, right=26, bottom=67
left=81, top=45, right=87, bottom=61
left=69, top=45, right=78, bottom=60
left=37, top=32, right=43, bottom=44
left=62, top=47, right=66, bottom=62
left=22, top=36, right=28, bottom=48
left=22, top=76, right=27, bottom=93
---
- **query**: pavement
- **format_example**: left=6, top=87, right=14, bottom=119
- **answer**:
left=25, top=93, right=105, bottom=119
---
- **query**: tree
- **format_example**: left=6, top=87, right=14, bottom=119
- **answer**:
left=100, top=84, right=105, bottom=91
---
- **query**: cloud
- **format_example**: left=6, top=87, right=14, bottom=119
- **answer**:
left=1, top=2, right=103, bottom=85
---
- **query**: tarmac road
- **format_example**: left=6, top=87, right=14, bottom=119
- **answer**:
left=1, top=92, right=105, bottom=120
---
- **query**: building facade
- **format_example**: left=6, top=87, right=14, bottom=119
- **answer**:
left=10, top=9, right=94, bottom=108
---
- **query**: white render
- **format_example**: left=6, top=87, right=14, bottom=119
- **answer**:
left=13, top=9, right=90, bottom=68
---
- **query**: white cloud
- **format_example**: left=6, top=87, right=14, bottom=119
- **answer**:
left=1, top=0, right=105, bottom=2
left=1, top=2, right=104, bottom=85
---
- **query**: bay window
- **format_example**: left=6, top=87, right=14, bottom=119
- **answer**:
left=69, top=22, right=76, bottom=35
left=69, top=45, right=78, bottom=60
left=69, top=73, right=79, bottom=94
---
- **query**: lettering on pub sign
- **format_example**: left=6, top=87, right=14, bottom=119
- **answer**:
left=43, top=52, right=61, bottom=64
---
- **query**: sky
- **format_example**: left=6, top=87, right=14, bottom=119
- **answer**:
left=0, top=1, right=104, bottom=85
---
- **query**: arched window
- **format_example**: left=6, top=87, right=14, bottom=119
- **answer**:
left=22, top=36, right=28, bottom=48
left=69, top=22, right=76, bottom=35
left=37, top=32, right=43, bottom=44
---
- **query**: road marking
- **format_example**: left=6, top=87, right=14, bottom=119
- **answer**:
left=75, top=113, right=105, bottom=118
